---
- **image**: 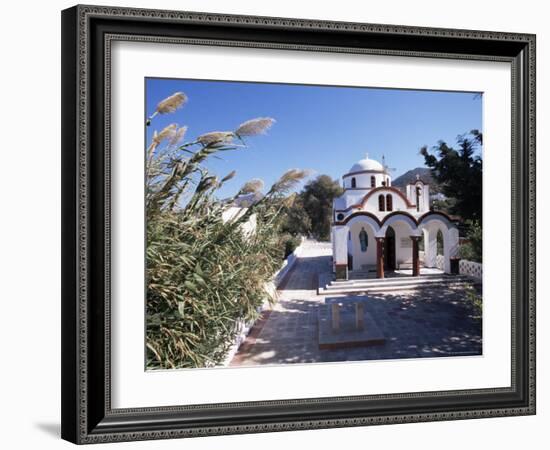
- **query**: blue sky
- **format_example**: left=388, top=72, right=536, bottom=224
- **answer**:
left=146, top=78, right=482, bottom=199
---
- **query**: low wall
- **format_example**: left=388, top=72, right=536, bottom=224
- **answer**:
left=459, top=259, right=482, bottom=279
left=435, top=254, right=445, bottom=271
left=218, top=238, right=305, bottom=367
left=273, top=242, right=304, bottom=286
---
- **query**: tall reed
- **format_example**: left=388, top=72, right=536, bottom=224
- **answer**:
left=145, top=92, right=305, bottom=369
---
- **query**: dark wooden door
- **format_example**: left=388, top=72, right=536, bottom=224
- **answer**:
left=385, top=227, right=396, bottom=270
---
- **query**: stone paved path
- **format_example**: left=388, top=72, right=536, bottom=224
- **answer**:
left=230, top=240, right=482, bottom=367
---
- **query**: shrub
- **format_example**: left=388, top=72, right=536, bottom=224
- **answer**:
left=465, top=287, right=482, bottom=319
left=281, top=234, right=302, bottom=259
left=459, top=220, right=482, bottom=263
left=146, top=205, right=285, bottom=369
left=145, top=93, right=307, bottom=369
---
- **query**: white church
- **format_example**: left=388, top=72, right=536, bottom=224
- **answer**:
left=331, top=154, right=460, bottom=280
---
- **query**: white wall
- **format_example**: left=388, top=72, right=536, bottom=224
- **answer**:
left=406, top=182, right=430, bottom=213
left=343, top=172, right=388, bottom=189
left=392, top=221, right=414, bottom=265
left=0, top=1, right=547, bottom=450
left=363, top=189, right=411, bottom=213
left=349, top=221, right=377, bottom=269
left=222, top=207, right=257, bottom=236
left=338, top=189, right=369, bottom=208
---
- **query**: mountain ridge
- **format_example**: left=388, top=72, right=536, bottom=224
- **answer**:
left=392, top=167, right=442, bottom=194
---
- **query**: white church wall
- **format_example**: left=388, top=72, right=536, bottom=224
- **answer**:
left=349, top=222, right=377, bottom=270
left=363, top=193, right=381, bottom=212
left=333, top=225, right=349, bottom=266
left=391, top=221, right=414, bottom=265
left=396, top=236, right=414, bottom=265
left=414, top=182, right=430, bottom=213
left=423, top=228, right=438, bottom=267
left=341, top=190, right=368, bottom=208
left=362, top=190, right=410, bottom=213
left=448, top=227, right=460, bottom=257
left=419, top=220, right=459, bottom=274
left=423, top=184, right=430, bottom=212
left=406, top=183, right=431, bottom=213
left=343, top=172, right=388, bottom=189
left=331, top=228, right=336, bottom=272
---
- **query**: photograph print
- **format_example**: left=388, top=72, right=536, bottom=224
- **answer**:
left=145, top=78, right=483, bottom=371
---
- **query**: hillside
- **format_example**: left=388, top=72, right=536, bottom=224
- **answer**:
left=392, top=167, right=442, bottom=194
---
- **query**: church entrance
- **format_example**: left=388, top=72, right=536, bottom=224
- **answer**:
left=384, top=226, right=396, bottom=271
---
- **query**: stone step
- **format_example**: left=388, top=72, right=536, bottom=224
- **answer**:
left=318, top=275, right=472, bottom=295
left=319, top=281, right=472, bottom=295
left=326, top=275, right=469, bottom=288
left=329, top=274, right=468, bottom=286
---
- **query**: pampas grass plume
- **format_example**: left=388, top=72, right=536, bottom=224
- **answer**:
left=235, top=117, right=275, bottom=137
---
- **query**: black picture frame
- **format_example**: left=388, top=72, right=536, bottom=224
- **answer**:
left=61, top=4, right=536, bottom=444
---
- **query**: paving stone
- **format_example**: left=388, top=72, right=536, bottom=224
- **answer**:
left=230, top=240, right=482, bottom=367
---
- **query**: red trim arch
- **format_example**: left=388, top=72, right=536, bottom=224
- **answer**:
left=418, top=210, right=460, bottom=227
left=379, top=211, right=419, bottom=234
left=334, top=210, right=459, bottom=228
left=380, top=210, right=418, bottom=226
left=334, top=211, right=382, bottom=227
left=333, top=186, right=415, bottom=214
left=342, top=169, right=387, bottom=178
left=360, top=186, right=416, bottom=209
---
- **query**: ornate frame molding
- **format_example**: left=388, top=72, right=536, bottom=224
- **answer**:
left=61, top=4, right=536, bottom=444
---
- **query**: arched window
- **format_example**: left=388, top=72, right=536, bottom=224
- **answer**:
left=386, top=194, right=393, bottom=211
left=416, top=186, right=422, bottom=212
left=436, top=229, right=444, bottom=255
left=370, top=176, right=376, bottom=187
left=359, top=228, right=368, bottom=252
left=351, top=177, right=356, bottom=188
left=378, top=194, right=385, bottom=211
left=386, top=177, right=390, bottom=186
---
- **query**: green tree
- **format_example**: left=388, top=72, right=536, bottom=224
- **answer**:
left=280, top=194, right=312, bottom=237
left=459, top=220, right=482, bottom=262
left=420, top=130, right=482, bottom=223
left=300, top=175, right=343, bottom=241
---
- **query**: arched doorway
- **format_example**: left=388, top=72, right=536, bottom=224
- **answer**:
left=437, top=229, right=444, bottom=256
left=384, top=226, right=396, bottom=270
left=418, top=216, right=460, bottom=274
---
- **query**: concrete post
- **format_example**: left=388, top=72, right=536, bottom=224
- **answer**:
left=355, top=302, right=364, bottom=330
left=331, top=303, right=340, bottom=332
